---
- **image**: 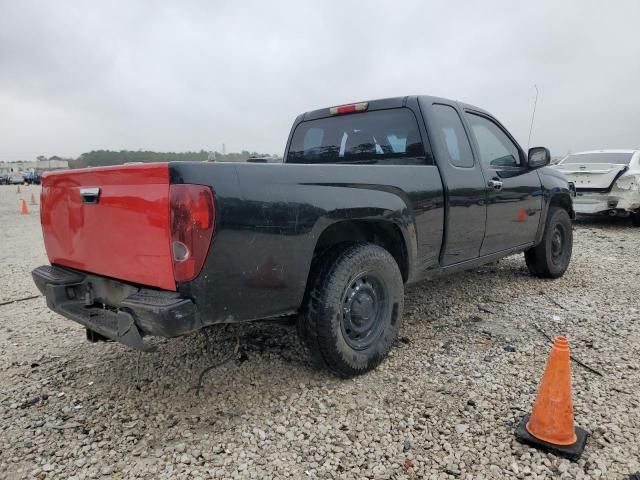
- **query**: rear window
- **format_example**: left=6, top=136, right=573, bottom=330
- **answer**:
left=561, top=153, right=633, bottom=165
left=287, top=108, right=428, bottom=165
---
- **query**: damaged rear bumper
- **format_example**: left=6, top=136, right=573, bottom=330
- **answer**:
left=32, top=265, right=201, bottom=350
left=573, top=190, right=640, bottom=214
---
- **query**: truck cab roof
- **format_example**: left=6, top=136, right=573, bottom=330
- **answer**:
left=300, top=95, right=490, bottom=122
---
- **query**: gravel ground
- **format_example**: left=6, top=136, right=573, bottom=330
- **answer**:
left=0, top=184, right=638, bottom=480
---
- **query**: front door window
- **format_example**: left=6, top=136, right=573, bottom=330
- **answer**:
left=466, top=114, right=521, bottom=169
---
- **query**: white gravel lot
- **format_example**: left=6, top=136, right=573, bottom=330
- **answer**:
left=0, top=184, right=638, bottom=479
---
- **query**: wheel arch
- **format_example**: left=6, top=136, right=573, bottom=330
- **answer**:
left=534, top=191, right=575, bottom=246
left=303, top=220, right=410, bottom=305
left=549, top=192, right=575, bottom=220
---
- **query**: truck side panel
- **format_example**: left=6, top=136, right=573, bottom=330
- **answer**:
left=170, top=162, right=444, bottom=325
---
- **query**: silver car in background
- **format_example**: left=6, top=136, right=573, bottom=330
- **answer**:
left=8, top=174, right=25, bottom=185
left=553, top=149, right=640, bottom=225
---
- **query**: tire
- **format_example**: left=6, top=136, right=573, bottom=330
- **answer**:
left=631, top=212, right=640, bottom=227
left=525, top=206, right=573, bottom=278
left=297, top=243, right=404, bottom=377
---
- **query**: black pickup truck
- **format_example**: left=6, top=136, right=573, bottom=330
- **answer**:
left=33, top=95, right=574, bottom=377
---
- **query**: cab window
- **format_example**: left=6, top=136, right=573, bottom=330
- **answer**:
left=288, top=108, right=429, bottom=165
left=431, top=104, right=474, bottom=168
left=466, top=113, right=521, bottom=169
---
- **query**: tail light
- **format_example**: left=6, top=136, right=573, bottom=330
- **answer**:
left=613, top=174, right=639, bottom=191
left=169, top=184, right=215, bottom=282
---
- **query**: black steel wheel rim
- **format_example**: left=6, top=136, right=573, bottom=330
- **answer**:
left=341, top=272, right=387, bottom=350
left=551, top=223, right=566, bottom=265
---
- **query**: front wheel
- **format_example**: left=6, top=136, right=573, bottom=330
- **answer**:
left=525, top=206, right=573, bottom=278
left=297, top=243, right=404, bottom=377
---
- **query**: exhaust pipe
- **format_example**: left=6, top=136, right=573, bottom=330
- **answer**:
left=609, top=209, right=631, bottom=218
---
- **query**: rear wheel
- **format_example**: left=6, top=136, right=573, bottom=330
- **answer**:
left=525, top=207, right=572, bottom=278
left=297, top=243, right=404, bottom=377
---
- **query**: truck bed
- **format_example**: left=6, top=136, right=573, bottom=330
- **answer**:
left=171, top=161, right=445, bottom=323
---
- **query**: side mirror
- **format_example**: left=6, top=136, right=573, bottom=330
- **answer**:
left=528, top=147, right=550, bottom=168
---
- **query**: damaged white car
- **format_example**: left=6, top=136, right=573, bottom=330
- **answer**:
left=553, top=150, right=640, bottom=225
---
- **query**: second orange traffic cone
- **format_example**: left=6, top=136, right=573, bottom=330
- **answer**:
left=20, top=199, right=29, bottom=215
left=515, top=336, right=588, bottom=461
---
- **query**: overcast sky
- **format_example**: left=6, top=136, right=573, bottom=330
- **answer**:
left=1, top=1, right=639, bottom=161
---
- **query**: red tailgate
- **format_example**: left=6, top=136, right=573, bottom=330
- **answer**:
left=40, top=163, right=176, bottom=291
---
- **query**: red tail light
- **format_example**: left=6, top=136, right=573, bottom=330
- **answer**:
left=169, top=184, right=215, bottom=283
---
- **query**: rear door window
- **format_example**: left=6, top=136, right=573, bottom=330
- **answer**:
left=287, top=108, right=428, bottom=165
left=431, top=104, right=474, bottom=168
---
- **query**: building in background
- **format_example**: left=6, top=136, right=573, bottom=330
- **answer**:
left=0, top=157, right=69, bottom=176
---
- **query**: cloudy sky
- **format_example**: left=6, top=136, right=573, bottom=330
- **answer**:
left=1, top=0, right=639, bottom=161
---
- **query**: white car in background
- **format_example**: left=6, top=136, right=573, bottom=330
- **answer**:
left=553, top=149, right=640, bottom=225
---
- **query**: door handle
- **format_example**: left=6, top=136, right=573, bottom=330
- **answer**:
left=80, top=187, right=101, bottom=204
left=487, top=179, right=503, bottom=191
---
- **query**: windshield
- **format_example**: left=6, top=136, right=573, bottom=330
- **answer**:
left=561, top=152, right=633, bottom=165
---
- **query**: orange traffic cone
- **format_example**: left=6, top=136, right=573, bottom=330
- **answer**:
left=30, top=193, right=37, bottom=205
left=516, top=336, right=588, bottom=460
left=516, top=207, right=527, bottom=222
left=20, top=199, right=29, bottom=215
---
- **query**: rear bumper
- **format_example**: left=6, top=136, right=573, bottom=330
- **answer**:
left=32, top=265, right=201, bottom=350
left=573, top=191, right=640, bottom=214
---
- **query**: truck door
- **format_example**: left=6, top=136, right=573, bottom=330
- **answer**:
left=463, top=111, right=542, bottom=255
left=422, top=101, right=487, bottom=265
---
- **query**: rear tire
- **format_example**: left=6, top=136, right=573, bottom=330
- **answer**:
left=297, top=243, right=404, bottom=377
left=525, top=206, right=572, bottom=278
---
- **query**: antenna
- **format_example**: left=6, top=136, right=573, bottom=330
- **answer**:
left=527, top=85, right=539, bottom=150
